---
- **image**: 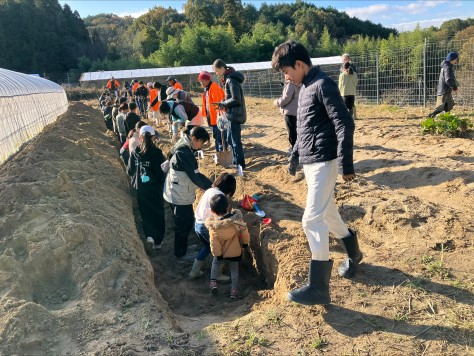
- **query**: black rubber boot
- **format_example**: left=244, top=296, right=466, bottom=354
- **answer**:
left=287, top=260, right=333, bottom=305
left=338, top=229, right=363, bottom=278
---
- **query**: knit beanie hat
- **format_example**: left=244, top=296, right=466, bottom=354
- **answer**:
left=446, top=52, right=459, bottom=61
left=198, top=71, right=212, bottom=81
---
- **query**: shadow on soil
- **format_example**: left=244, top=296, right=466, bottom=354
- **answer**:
left=323, top=305, right=471, bottom=345
left=367, top=167, right=474, bottom=188
left=355, top=264, right=473, bottom=306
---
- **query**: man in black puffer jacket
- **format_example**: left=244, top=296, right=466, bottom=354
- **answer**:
left=272, top=40, right=361, bottom=306
left=428, top=52, right=459, bottom=118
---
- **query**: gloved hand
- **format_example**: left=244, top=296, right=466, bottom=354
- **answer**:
left=288, top=160, right=298, bottom=176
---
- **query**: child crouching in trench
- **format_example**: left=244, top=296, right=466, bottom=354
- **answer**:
left=205, top=194, right=250, bottom=299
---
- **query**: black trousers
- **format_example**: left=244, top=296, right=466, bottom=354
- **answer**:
left=343, top=95, right=355, bottom=110
left=284, top=114, right=297, bottom=148
left=170, top=203, right=195, bottom=258
left=137, top=185, right=165, bottom=243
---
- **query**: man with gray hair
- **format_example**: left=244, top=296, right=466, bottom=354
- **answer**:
left=341, top=53, right=357, bottom=73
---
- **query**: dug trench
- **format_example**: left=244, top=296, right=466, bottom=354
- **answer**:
left=1, top=99, right=473, bottom=355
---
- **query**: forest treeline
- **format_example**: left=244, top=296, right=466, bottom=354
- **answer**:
left=0, top=0, right=472, bottom=81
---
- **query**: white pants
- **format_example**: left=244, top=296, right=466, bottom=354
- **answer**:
left=302, top=160, right=350, bottom=261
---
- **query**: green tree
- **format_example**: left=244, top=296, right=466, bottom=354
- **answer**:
left=236, top=22, right=286, bottom=62
left=317, top=25, right=341, bottom=56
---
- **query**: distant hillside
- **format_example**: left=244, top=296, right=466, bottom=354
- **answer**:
left=0, top=0, right=471, bottom=80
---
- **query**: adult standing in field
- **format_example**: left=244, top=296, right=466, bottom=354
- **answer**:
left=163, top=126, right=213, bottom=263
left=198, top=70, right=227, bottom=152
left=428, top=52, right=459, bottom=118
left=133, top=81, right=149, bottom=118
left=338, top=62, right=358, bottom=119
left=107, top=76, right=120, bottom=98
left=148, top=82, right=160, bottom=124
left=132, top=79, right=140, bottom=95
left=272, top=40, right=361, bottom=306
left=341, top=53, right=357, bottom=73
left=213, top=59, right=247, bottom=169
left=166, top=76, right=183, bottom=91
left=273, top=74, right=301, bottom=152
left=127, top=125, right=166, bottom=250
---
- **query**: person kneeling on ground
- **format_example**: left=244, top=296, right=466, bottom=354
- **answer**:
left=205, top=194, right=250, bottom=299
left=127, top=125, right=166, bottom=250
left=190, top=173, right=237, bottom=280
left=163, top=126, right=212, bottom=263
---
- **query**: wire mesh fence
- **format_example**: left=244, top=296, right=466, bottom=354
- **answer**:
left=61, top=38, right=473, bottom=109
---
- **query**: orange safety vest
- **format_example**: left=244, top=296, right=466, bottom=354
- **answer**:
left=173, top=81, right=183, bottom=91
left=149, top=88, right=159, bottom=111
left=132, top=82, right=140, bottom=92
left=201, top=82, right=225, bottom=126
left=107, top=79, right=120, bottom=90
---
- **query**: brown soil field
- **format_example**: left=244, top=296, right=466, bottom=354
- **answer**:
left=0, top=98, right=473, bottom=355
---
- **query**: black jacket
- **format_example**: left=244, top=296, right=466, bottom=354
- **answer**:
left=221, top=71, right=247, bottom=124
left=291, top=66, right=355, bottom=175
left=125, top=112, right=141, bottom=134
left=437, top=61, right=457, bottom=95
left=127, top=145, right=166, bottom=190
left=134, top=86, right=149, bottom=98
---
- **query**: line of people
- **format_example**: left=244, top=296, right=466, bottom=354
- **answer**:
left=101, top=64, right=249, bottom=299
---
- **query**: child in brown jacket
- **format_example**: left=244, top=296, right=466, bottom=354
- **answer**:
left=205, top=194, right=250, bottom=299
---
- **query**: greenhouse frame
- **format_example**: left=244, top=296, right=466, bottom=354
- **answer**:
left=0, top=68, right=68, bottom=165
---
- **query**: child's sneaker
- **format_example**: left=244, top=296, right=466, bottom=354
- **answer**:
left=230, top=289, right=239, bottom=299
left=210, top=280, right=218, bottom=295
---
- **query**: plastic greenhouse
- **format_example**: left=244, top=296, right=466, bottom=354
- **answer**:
left=0, top=68, right=68, bottom=165
left=79, top=56, right=342, bottom=97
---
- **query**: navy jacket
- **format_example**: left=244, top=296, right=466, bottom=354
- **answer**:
left=291, top=66, right=355, bottom=175
left=437, top=61, right=457, bottom=95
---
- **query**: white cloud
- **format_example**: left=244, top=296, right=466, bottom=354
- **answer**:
left=116, top=8, right=149, bottom=18
left=395, top=0, right=447, bottom=15
left=344, top=4, right=390, bottom=20
left=392, top=17, right=450, bottom=31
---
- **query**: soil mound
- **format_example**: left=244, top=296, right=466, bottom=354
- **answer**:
left=0, top=103, right=177, bottom=355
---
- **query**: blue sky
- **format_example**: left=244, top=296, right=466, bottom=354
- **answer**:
left=59, top=0, right=474, bottom=32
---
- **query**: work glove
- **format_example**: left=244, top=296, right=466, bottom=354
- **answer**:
left=288, top=158, right=298, bottom=176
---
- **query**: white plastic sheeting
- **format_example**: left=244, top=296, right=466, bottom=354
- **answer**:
left=79, top=56, right=342, bottom=82
left=0, top=68, right=68, bottom=165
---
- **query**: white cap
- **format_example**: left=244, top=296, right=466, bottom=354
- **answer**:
left=139, top=125, right=155, bottom=136
left=147, top=82, right=152, bottom=87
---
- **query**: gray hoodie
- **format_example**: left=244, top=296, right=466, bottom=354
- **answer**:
left=274, top=81, right=301, bottom=116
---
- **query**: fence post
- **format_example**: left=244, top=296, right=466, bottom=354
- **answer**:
left=423, top=38, right=427, bottom=108
left=375, top=53, right=379, bottom=105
